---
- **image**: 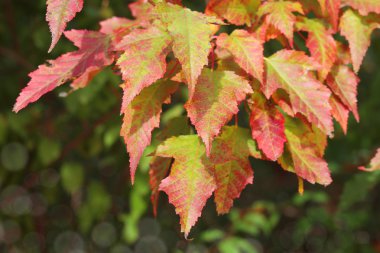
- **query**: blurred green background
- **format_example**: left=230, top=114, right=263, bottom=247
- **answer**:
left=1, top=0, right=380, bottom=252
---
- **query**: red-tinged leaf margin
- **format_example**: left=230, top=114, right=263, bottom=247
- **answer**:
left=249, top=93, right=286, bottom=161
left=210, top=126, right=254, bottom=214
left=121, top=80, right=178, bottom=183
left=184, top=68, right=253, bottom=155
left=156, top=135, right=216, bottom=238
left=14, top=30, right=113, bottom=113
left=46, top=0, right=84, bottom=52
left=359, top=149, right=380, bottom=172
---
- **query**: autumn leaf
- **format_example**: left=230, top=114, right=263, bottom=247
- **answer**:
left=279, top=116, right=332, bottom=185
left=264, top=50, right=333, bottom=136
left=342, top=0, right=380, bottom=16
left=46, top=0, right=83, bottom=52
left=330, top=95, right=350, bottom=134
left=210, top=126, right=255, bottom=214
left=14, top=30, right=113, bottom=112
left=149, top=156, right=172, bottom=216
left=121, top=80, right=178, bottom=183
left=184, top=68, right=253, bottom=155
left=149, top=116, right=191, bottom=216
left=156, top=135, right=216, bottom=237
left=154, top=2, right=223, bottom=95
left=249, top=92, right=286, bottom=161
left=359, top=149, right=380, bottom=172
left=296, top=18, right=337, bottom=80
left=317, top=0, right=341, bottom=31
left=115, top=25, right=172, bottom=111
left=340, top=9, right=380, bottom=73
left=216, top=29, right=264, bottom=83
left=206, top=0, right=260, bottom=26
left=326, top=65, right=359, bottom=121
left=257, top=1, right=304, bottom=47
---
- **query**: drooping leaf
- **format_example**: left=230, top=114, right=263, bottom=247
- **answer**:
left=156, top=135, right=216, bottom=237
left=340, top=9, right=380, bottom=73
left=317, top=0, right=341, bottom=31
left=296, top=18, right=337, bottom=80
left=326, top=65, right=359, bottom=121
left=279, top=116, right=332, bottom=185
left=264, top=50, right=333, bottom=136
left=329, top=95, right=350, bottom=134
left=206, top=0, right=260, bottom=26
left=183, top=68, right=253, bottom=154
left=149, top=116, right=191, bottom=216
left=115, top=25, right=172, bottom=111
left=129, top=0, right=153, bottom=18
left=120, top=80, right=178, bottom=183
left=216, top=29, right=264, bottom=83
left=149, top=156, right=172, bottom=216
left=14, top=30, right=113, bottom=112
left=359, top=149, right=380, bottom=171
left=154, top=2, right=223, bottom=94
left=257, top=1, right=304, bottom=47
left=210, top=126, right=254, bottom=214
left=249, top=92, right=286, bottom=161
left=46, top=0, right=83, bottom=52
left=342, top=0, right=380, bottom=16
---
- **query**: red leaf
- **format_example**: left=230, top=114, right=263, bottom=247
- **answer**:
left=340, top=9, right=380, bottom=73
left=46, top=0, right=83, bottom=52
left=264, top=50, right=333, bottom=136
left=326, top=65, right=359, bottom=121
left=342, top=0, right=380, bottom=16
left=14, top=30, right=113, bottom=112
left=121, top=80, right=178, bottom=183
left=329, top=95, right=350, bottom=134
left=216, top=30, right=264, bottom=83
left=184, top=68, right=253, bottom=154
left=359, top=149, right=380, bottom=171
left=156, top=135, right=216, bottom=237
left=257, top=1, right=304, bottom=47
left=206, top=0, right=260, bottom=26
left=115, top=25, right=172, bottom=112
left=210, top=126, right=255, bottom=214
left=249, top=93, right=286, bottom=161
left=279, top=117, right=332, bottom=185
left=296, top=18, right=337, bottom=80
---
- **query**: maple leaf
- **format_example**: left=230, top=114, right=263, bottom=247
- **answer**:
left=149, top=116, right=191, bottom=216
left=279, top=117, right=332, bottom=185
left=183, top=68, right=253, bottom=155
left=317, top=0, right=341, bottom=31
left=115, top=25, right=172, bottom=111
left=154, top=2, right=223, bottom=95
left=326, top=65, right=359, bottom=121
left=257, top=1, right=304, bottom=47
left=264, top=50, right=333, bottom=136
left=121, top=80, right=178, bottom=184
left=216, top=29, right=264, bottom=83
left=149, top=156, right=172, bottom=216
left=359, top=149, right=380, bottom=172
left=46, top=0, right=83, bottom=52
left=249, top=92, right=286, bottom=161
left=156, top=135, right=216, bottom=237
left=296, top=18, right=337, bottom=81
left=342, top=0, right=380, bottom=16
left=330, top=95, right=350, bottom=134
left=210, top=126, right=255, bottom=214
left=340, top=9, right=380, bottom=73
left=14, top=30, right=113, bottom=113
left=206, top=0, right=260, bottom=26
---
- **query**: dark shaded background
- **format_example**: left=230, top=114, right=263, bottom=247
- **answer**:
left=1, top=1, right=380, bottom=252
